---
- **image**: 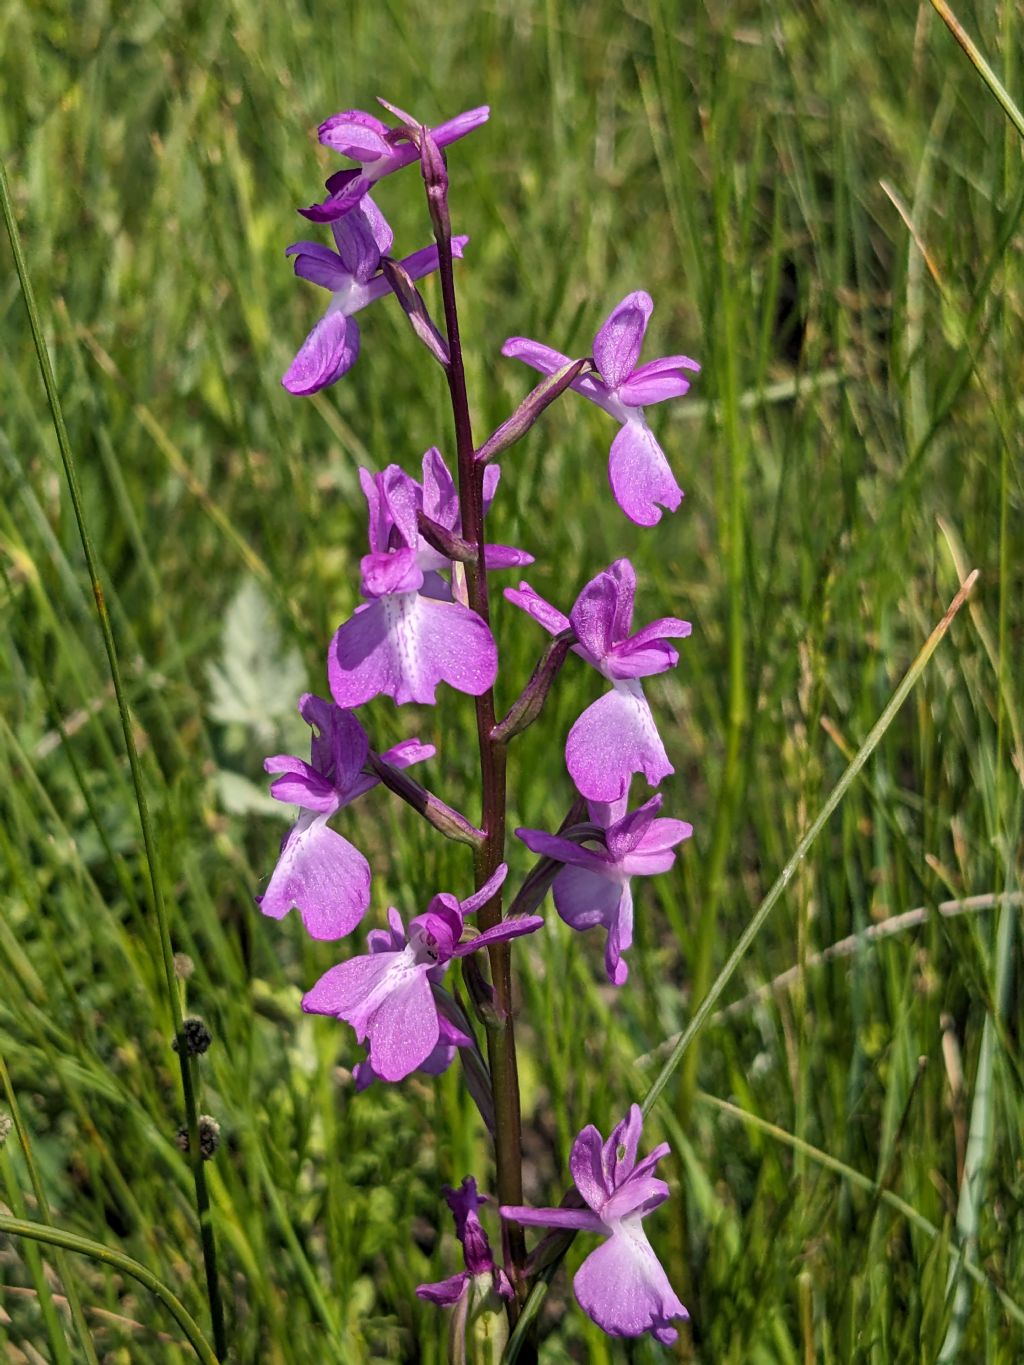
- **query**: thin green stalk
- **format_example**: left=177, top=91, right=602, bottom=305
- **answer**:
left=0, top=1214, right=220, bottom=1365
left=0, top=1054, right=99, bottom=1363
left=641, top=571, right=978, bottom=1118
left=0, top=151, right=228, bottom=1358
left=0, top=1147, right=75, bottom=1365
left=930, top=0, right=1024, bottom=140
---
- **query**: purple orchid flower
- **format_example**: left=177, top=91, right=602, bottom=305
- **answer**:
left=257, top=695, right=433, bottom=940
left=329, top=453, right=507, bottom=708
left=350, top=905, right=473, bottom=1089
left=516, top=791, right=692, bottom=985
left=417, top=1177, right=514, bottom=1310
left=302, top=865, right=543, bottom=1082
left=503, top=291, right=699, bottom=526
left=501, top=1105, right=688, bottom=1345
left=505, top=558, right=690, bottom=802
left=300, top=103, right=490, bottom=223
left=283, top=194, right=467, bottom=395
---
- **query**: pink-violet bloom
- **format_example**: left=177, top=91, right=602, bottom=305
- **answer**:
left=283, top=195, right=467, bottom=395
left=417, top=1177, right=513, bottom=1310
left=350, top=906, right=473, bottom=1089
left=505, top=559, right=690, bottom=802
left=329, top=452, right=509, bottom=707
left=300, top=103, right=490, bottom=223
left=503, top=291, right=699, bottom=526
left=501, top=1105, right=688, bottom=1345
left=302, top=865, right=543, bottom=1082
left=516, top=792, right=692, bottom=985
left=257, top=695, right=433, bottom=940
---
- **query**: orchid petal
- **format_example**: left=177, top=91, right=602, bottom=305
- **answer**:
left=329, top=593, right=497, bottom=707
left=282, top=310, right=360, bottom=396
left=500, top=1205, right=604, bottom=1233
left=416, top=1273, right=469, bottom=1306
left=593, top=290, right=653, bottom=388
left=484, top=543, right=534, bottom=569
left=460, top=862, right=509, bottom=915
left=551, top=864, right=625, bottom=933
left=573, top=1225, right=687, bottom=1342
left=503, top=582, right=572, bottom=637
left=257, top=812, right=370, bottom=939
left=607, top=421, right=683, bottom=527
left=452, top=915, right=544, bottom=957
left=286, top=241, right=350, bottom=291
left=566, top=683, right=672, bottom=802
left=317, top=110, right=391, bottom=160
left=515, top=827, right=610, bottom=876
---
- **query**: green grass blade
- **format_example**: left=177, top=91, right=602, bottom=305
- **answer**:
left=930, top=0, right=1024, bottom=140
left=0, top=1214, right=220, bottom=1365
left=0, top=150, right=228, bottom=1359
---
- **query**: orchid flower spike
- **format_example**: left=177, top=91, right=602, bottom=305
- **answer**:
left=502, top=1105, right=688, bottom=1345
left=329, top=454, right=505, bottom=707
left=503, top=291, right=699, bottom=526
left=302, top=866, right=544, bottom=1082
left=517, top=791, right=692, bottom=984
left=506, top=558, right=690, bottom=801
left=283, top=194, right=467, bottom=395
left=300, top=103, right=490, bottom=223
left=257, top=695, right=433, bottom=939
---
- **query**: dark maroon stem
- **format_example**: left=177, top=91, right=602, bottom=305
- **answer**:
left=425, top=148, right=529, bottom=1310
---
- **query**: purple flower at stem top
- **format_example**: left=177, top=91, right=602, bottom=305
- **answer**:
left=503, top=290, right=699, bottom=526
left=417, top=1176, right=514, bottom=1308
left=283, top=194, right=467, bottom=395
left=501, top=1105, right=688, bottom=1345
left=516, top=791, right=692, bottom=985
left=506, top=558, right=690, bottom=802
left=257, top=695, right=433, bottom=940
left=302, top=865, right=544, bottom=1082
left=301, top=103, right=490, bottom=223
left=329, top=448, right=521, bottom=707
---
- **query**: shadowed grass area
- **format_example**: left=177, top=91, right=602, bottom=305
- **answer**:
left=1, top=0, right=1021, bottom=1360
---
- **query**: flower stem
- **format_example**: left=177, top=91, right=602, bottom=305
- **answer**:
left=425, top=144, right=529, bottom=1312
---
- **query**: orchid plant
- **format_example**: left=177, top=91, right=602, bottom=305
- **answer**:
left=260, top=98, right=699, bottom=1357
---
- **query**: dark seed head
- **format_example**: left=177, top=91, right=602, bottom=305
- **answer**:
left=172, top=1016, right=213, bottom=1057
left=176, top=1114, right=221, bottom=1160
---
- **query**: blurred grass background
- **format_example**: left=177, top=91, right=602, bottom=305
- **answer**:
left=1, top=0, right=1022, bottom=1360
